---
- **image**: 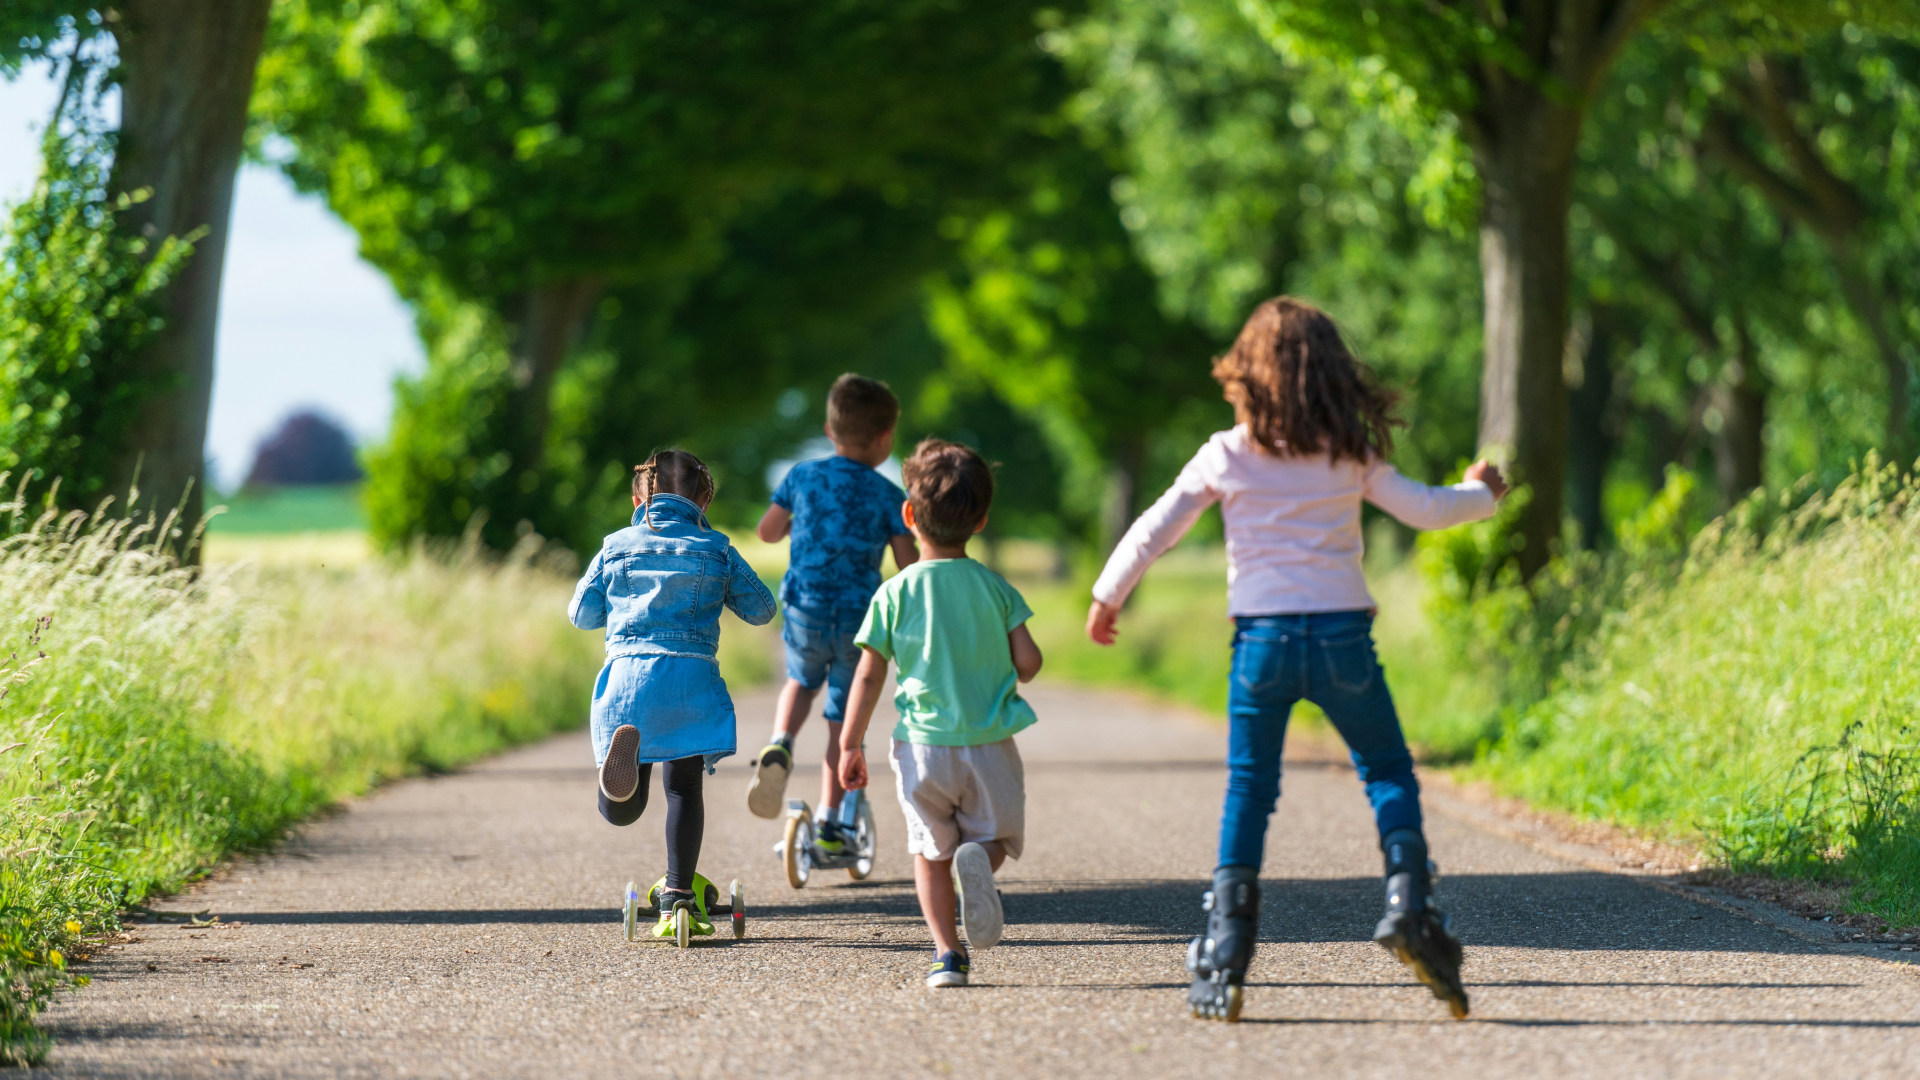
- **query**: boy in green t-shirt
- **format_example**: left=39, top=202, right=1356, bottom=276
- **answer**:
left=838, top=439, right=1043, bottom=989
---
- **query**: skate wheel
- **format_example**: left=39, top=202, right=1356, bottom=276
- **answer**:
left=849, top=797, right=877, bottom=880
left=623, top=881, right=638, bottom=942
left=1221, top=984, right=1243, bottom=1023
left=730, top=879, right=746, bottom=940
left=674, top=904, right=692, bottom=948
left=783, top=814, right=813, bottom=889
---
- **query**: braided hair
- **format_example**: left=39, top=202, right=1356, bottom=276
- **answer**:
left=632, top=449, right=716, bottom=527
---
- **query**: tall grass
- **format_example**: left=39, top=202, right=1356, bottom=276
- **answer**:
left=1480, top=460, right=1920, bottom=925
left=0, top=495, right=783, bottom=1062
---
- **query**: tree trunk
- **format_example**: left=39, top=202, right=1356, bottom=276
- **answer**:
left=1101, top=436, right=1147, bottom=559
left=1708, top=327, right=1767, bottom=505
left=1565, top=311, right=1616, bottom=549
left=1700, top=55, right=1913, bottom=467
left=105, top=0, right=273, bottom=556
left=1830, top=257, right=1913, bottom=467
left=503, top=278, right=603, bottom=493
left=1469, top=94, right=1580, bottom=577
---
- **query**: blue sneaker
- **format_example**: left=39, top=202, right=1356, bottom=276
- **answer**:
left=926, top=950, right=969, bottom=988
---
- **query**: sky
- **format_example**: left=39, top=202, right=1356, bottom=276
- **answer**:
left=0, top=64, right=423, bottom=493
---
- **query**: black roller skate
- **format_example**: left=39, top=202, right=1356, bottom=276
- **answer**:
left=1371, top=828, right=1470, bottom=1019
left=1186, top=865, right=1259, bottom=1022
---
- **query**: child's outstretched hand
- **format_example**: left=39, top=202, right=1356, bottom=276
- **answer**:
left=1465, top=459, right=1509, bottom=500
left=839, top=745, right=869, bottom=791
left=1085, top=599, right=1120, bottom=645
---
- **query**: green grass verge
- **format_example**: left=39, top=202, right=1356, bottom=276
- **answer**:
left=206, top=484, right=367, bottom=534
left=1475, top=467, right=1920, bottom=928
left=0, top=515, right=768, bottom=1063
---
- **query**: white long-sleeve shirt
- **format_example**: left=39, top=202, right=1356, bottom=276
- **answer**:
left=1092, top=426, right=1497, bottom=616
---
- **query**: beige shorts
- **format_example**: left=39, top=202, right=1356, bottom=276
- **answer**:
left=889, top=737, right=1026, bottom=863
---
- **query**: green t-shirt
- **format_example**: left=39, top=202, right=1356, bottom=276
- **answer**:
left=855, top=558, right=1038, bottom=746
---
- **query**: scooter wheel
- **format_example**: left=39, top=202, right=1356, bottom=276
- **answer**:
left=848, top=798, right=877, bottom=881
left=623, top=881, right=638, bottom=943
left=674, top=904, right=692, bottom=948
left=729, top=880, right=746, bottom=940
left=783, top=814, right=813, bottom=889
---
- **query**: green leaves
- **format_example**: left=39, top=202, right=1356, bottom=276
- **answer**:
left=260, top=0, right=1076, bottom=553
left=0, top=93, right=195, bottom=515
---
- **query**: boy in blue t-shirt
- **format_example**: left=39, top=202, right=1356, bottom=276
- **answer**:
left=745, top=374, right=919, bottom=829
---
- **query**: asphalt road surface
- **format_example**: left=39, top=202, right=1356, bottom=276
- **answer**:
left=41, top=681, right=1920, bottom=1078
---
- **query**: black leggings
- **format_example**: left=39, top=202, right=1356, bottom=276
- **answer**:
left=598, top=755, right=704, bottom=891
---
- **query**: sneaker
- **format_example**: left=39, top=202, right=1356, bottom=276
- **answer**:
left=953, top=842, right=1003, bottom=951
left=815, top=816, right=849, bottom=855
left=650, top=880, right=717, bottom=939
left=745, top=742, right=792, bottom=819
left=599, top=725, right=641, bottom=802
left=926, top=950, right=969, bottom=988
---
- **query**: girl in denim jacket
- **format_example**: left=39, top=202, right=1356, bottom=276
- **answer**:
left=569, top=449, right=776, bottom=936
left=1087, top=298, right=1508, bottom=1023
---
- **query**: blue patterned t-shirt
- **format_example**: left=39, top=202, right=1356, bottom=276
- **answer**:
left=772, top=455, right=910, bottom=614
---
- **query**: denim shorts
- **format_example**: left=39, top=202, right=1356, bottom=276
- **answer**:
left=781, top=603, right=865, bottom=722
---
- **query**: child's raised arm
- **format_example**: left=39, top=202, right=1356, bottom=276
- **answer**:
left=723, top=547, right=778, bottom=626
left=567, top=550, right=609, bottom=630
left=1363, top=458, right=1506, bottom=530
left=1086, top=453, right=1219, bottom=644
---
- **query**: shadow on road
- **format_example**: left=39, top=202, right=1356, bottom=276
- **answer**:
left=204, top=872, right=1824, bottom=956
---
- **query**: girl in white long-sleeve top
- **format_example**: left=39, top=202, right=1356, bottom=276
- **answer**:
left=1086, top=296, right=1507, bottom=1024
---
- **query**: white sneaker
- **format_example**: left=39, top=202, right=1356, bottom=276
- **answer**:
left=953, top=842, right=1002, bottom=951
left=745, top=742, right=792, bottom=820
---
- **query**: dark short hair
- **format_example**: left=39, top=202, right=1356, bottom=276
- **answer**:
left=633, top=448, right=715, bottom=506
left=825, top=373, right=900, bottom=448
left=901, top=438, right=992, bottom=547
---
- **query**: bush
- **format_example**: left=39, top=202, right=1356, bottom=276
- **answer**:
left=1413, top=467, right=1707, bottom=755
left=1472, top=458, right=1920, bottom=926
left=0, top=491, right=613, bottom=1061
left=0, top=82, right=195, bottom=514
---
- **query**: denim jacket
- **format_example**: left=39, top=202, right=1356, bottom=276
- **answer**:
left=568, top=495, right=776, bottom=658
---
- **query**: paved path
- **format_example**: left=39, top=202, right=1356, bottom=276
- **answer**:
left=42, top=682, right=1920, bottom=1078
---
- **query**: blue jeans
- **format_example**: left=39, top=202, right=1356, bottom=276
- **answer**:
left=781, top=603, right=865, bottom=722
left=1218, top=611, right=1422, bottom=869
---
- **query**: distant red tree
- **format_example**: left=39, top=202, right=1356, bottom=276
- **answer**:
left=244, top=410, right=362, bottom=487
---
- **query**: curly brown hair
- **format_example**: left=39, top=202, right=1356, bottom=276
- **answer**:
left=900, top=438, right=993, bottom=548
left=1211, top=297, right=1402, bottom=463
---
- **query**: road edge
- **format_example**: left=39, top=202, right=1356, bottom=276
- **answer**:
left=1420, top=782, right=1920, bottom=970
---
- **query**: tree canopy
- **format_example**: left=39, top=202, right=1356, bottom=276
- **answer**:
left=5, top=0, right=1917, bottom=573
